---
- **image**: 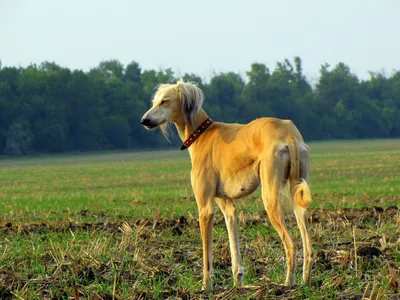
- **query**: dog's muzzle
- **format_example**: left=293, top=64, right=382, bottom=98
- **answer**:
left=141, top=118, right=151, bottom=126
left=140, top=118, right=158, bottom=129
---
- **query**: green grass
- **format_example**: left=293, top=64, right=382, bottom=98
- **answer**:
left=0, top=139, right=399, bottom=299
left=1, top=139, right=399, bottom=223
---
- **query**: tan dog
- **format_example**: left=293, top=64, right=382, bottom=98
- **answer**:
left=141, top=81, right=313, bottom=290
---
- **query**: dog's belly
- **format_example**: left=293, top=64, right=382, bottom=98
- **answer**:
left=217, top=168, right=260, bottom=199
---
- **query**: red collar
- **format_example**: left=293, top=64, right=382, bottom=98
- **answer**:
left=181, top=118, right=213, bottom=150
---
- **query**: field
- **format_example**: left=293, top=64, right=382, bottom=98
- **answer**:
left=1, top=139, right=400, bottom=299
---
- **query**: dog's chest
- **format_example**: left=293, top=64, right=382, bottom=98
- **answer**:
left=216, top=166, right=260, bottom=199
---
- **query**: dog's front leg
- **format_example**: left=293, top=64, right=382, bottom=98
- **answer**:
left=198, top=203, right=215, bottom=290
left=192, top=170, right=216, bottom=291
left=215, top=197, right=244, bottom=287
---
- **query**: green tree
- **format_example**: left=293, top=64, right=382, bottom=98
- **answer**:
left=124, top=61, right=142, bottom=84
left=66, top=70, right=104, bottom=150
left=97, top=59, right=125, bottom=80
left=101, top=115, right=131, bottom=148
left=206, top=72, right=245, bottom=122
left=33, top=123, right=68, bottom=153
left=5, top=122, right=32, bottom=155
left=316, top=63, right=360, bottom=109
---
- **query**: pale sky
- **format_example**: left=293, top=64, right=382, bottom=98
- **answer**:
left=1, top=0, right=399, bottom=82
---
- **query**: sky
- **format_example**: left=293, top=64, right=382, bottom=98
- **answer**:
left=1, top=0, right=400, bottom=82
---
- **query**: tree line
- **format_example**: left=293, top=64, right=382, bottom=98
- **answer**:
left=0, top=57, right=399, bottom=155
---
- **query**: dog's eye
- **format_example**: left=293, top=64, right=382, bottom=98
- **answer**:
left=160, top=99, right=170, bottom=106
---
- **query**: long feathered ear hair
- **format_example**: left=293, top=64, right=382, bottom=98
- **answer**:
left=175, top=81, right=204, bottom=131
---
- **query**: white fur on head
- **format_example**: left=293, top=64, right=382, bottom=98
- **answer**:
left=176, top=81, right=204, bottom=131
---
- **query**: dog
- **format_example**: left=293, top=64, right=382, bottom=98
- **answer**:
left=141, top=81, right=313, bottom=290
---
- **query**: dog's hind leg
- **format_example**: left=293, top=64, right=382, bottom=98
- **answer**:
left=260, top=145, right=296, bottom=286
left=215, top=197, right=243, bottom=287
left=292, top=144, right=314, bottom=285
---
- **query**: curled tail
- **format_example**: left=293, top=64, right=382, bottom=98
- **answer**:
left=287, top=137, right=311, bottom=208
left=293, top=180, right=311, bottom=208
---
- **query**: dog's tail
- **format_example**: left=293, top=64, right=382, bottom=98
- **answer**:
left=287, top=136, right=311, bottom=209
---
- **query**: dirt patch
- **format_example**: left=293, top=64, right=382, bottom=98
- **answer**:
left=0, top=215, right=192, bottom=236
left=2, top=206, right=398, bottom=236
left=357, top=246, right=382, bottom=257
left=311, top=206, right=399, bottom=224
left=0, top=286, right=12, bottom=300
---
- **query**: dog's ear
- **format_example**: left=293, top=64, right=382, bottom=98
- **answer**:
left=176, top=81, right=204, bottom=130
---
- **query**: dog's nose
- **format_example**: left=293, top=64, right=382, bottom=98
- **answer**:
left=141, top=118, right=151, bottom=126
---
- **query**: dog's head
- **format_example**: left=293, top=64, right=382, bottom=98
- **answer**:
left=141, top=81, right=204, bottom=135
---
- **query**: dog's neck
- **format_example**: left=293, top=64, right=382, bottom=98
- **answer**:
left=174, top=109, right=210, bottom=143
